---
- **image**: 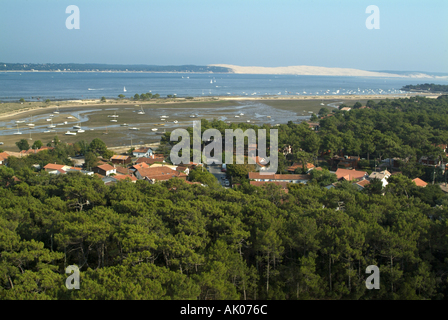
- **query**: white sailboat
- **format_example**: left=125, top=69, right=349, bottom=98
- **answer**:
left=124, top=86, right=127, bottom=92
left=137, top=107, right=145, bottom=115
left=151, top=128, right=158, bottom=132
left=173, top=120, right=178, bottom=124
left=14, top=124, right=22, bottom=135
left=65, top=131, right=77, bottom=135
left=47, top=120, right=56, bottom=129
left=27, top=115, right=35, bottom=127
left=54, top=106, right=59, bottom=114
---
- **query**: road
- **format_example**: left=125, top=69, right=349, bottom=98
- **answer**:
left=208, top=164, right=228, bottom=187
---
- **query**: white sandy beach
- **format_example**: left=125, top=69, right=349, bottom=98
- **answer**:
left=210, top=64, right=446, bottom=79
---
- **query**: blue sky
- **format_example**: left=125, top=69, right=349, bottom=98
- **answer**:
left=1, top=0, right=447, bottom=72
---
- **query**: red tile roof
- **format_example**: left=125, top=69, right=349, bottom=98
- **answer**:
left=413, top=178, right=428, bottom=187
left=113, top=174, right=137, bottom=182
left=97, top=164, right=115, bottom=172
left=137, top=166, right=187, bottom=180
left=0, top=152, right=10, bottom=161
left=135, top=157, right=164, bottom=164
left=288, top=162, right=315, bottom=172
left=44, top=163, right=66, bottom=170
left=132, top=162, right=150, bottom=170
left=115, top=166, right=131, bottom=175
left=356, top=180, right=371, bottom=188
left=335, top=168, right=367, bottom=181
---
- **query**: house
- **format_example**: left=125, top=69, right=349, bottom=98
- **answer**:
left=368, top=170, right=391, bottom=188
left=250, top=181, right=289, bottom=193
left=0, top=152, right=10, bottom=166
left=110, top=155, right=131, bottom=165
left=115, top=166, right=132, bottom=175
left=307, top=122, right=320, bottom=131
left=335, top=168, right=368, bottom=182
left=282, top=145, right=292, bottom=155
left=132, top=147, right=153, bottom=158
left=413, top=178, right=428, bottom=187
left=419, top=156, right=441, bottom=167
left=354, top=179, right=371, bottom=190
left=20, top=146, right=54, bottom=156
left=44, top=163, right=73, bottom=174
left=149, top=163, right=178, bottom=169
left=248, top=172, right=311, bottom=184
left=135, top=155, right=165, bottom=165
left=131, top=162, right=150, bottom=171
left=93, top=164, right=116, bottom=176
left=331, top=155, right=360, bottom=169
left=136, top=166, right=188, bottom=182
left=111, top=174, right=138, bottom=183
left=287, top=162, right=315, bottom=173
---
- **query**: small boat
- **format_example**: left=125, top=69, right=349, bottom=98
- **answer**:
left=47, top=121, right=56, bottom=128
left=43, top=130, right=51, bottom=133
left=267, top=116, right=271, bottom=118
left=235, top=115, right=240, bottom=118
left=239, top=113, right=244, bottom=116
left=65, top=131, right=76, bottom=135
left=77, top=129, right=85, bottom=133
left=110, top=119, right=117, bottom=122
left=73, top=125, right=81, bottom=129
left=160, top=118, right=166, bottom=121
left=137, top=106, right=145, bottom=115
left=124, top=86, right=127, bottom=92
left=190, top=115, right=196, bottom=118
left=320, top=103, right=325, bottom=106
left=14, top=125, right=22, bottom=135
left=161, top=115, right=169, bottom=118
left=15, top=120, right=25, bottom=124
left=110, top=111, right=119, bottom=118
left=49, top=115, right=54, bottom=117
left=247, top=120, right=251, bottom=123
left=67, top=116, right=73, bottom=119
left=54, top=107, right=59, bottom=114
left=120, top=123, right=129, bottom=126
left=173, top=120, right=178, bottom=124
left=151, top=128, right=158, bottom=131
left=46, top=118, right=52, bottom=121
left=129, top=127, right=140, bottom=131
left=27, top=123, right=35, bottom=127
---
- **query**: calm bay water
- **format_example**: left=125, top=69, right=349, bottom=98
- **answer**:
left=1, top=72, right=447, bottom=101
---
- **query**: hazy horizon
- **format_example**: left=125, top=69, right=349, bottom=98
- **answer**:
left=1, top=0, right=447, bottom=73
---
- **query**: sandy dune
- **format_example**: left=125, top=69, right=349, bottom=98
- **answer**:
left=210, top=64, right=408, bottom=78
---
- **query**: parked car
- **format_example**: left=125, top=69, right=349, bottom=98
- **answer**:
left=224, top=180, right=230, bottom=187
left=221, top=164, right=226, bottom=172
